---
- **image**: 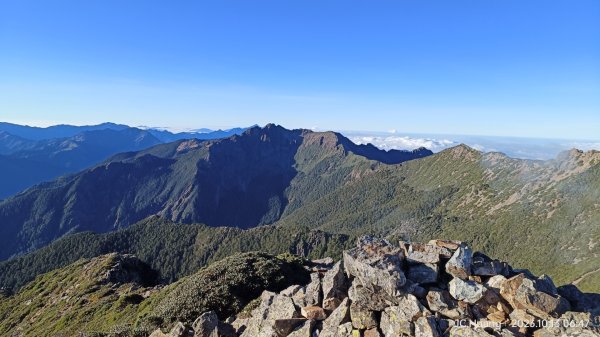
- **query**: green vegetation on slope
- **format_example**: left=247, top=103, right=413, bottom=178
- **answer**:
left=0, top=252, right=308, bottom=337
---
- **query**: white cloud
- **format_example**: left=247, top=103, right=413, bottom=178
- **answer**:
left=348, top=135, right=457, bottom=152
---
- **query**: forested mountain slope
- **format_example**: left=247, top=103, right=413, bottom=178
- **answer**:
left=0, top=124, right=431, bottom=260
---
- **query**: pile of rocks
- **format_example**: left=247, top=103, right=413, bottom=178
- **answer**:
left=152, top=236, right=600, bottom=337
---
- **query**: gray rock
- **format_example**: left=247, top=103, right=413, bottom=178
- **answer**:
left=343, top=236, right=406, bottom=298
left=407, top=263, right=439, bottom=285
left=380, top=294, right=429, bottom=337
left=322, top=261, right=348, bottom=311
left=449, top=277, right=486, bottom=304
left=500, top=274, right=570, bottom=320
left=426, top=288, right=468, bottom=320
left=348, top=282, right=397, bottom=311
left=319, top=298, right=351, bottom=337
left=472, top=252, right=504, bottom=276
left=350, top=302, right=378, bottom=330
left=240, top=291, right=301, bottom=337
left=446, top=245, right=472, bottom=280
left=287, top=320, right=315, bottom=337
left=401, top=241, right=450, bottom=264
left=414, top=316, right=441, bottom=337
left=193, top=311, right=237, bottom=337
left=336, top=322, right=355, bottom=337
left=305, top=272, right=322, bottom=306
left=448, top=326, right=495, bottom=337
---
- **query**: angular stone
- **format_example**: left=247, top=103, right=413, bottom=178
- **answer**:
left=192, top=311, right=236, bottom=337
left=532, top=312, right=599, bottom=337
left=500, top=274, right=570, bottom=319
left=273, top=319, right=307, bottom=337
left=449, top=277, right=486, bottom=304
left=337, top=322, right=355, bottom=337
left=486, top=310, right=507, bottom=323
left=320, top=298, right=351, bottom=337
left=535, top=274, right=558, bottom=296
left=348, top=282, right=396, bottom=311
left=472, top=252, right=504, bottom=276
left=240, top=291, right=301, bottom=337
left=509, top=309, right=537, bottom=326
left=401, top=241, right=450, bottom=264
left=415, top=316, right=441, bottom=337
left=301, top=306, right=327, bottom=321
left=281, top=285, right=308, bottom=308
left=426, top=288, right=468, bottom=320
left=364, top=328, right=383, bottom=337
left=446, top=245, right=473, bottom=280
left=557, top=284, right=600, bottom=312
left=167, top=322, right=193, bottom=337
left=380, top=294, right=429, bottom=336
left=350, top=302, right=378, bottom=330
left=448, top=326, right=495, bottom=337
left=485, top=275, right=508, bottom=294
left=408, top=263, right=438, bottom=284
left=322, top=261, right=348, bottom=311
left=287, top=320, right=315, bottom=337
left=305, top=272, right=322, bottom=306
left=343, top=236, right=406, bottom=298
left=428, top=239, right=463, bottom=252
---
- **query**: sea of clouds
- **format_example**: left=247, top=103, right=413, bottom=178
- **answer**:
left=343, top=131, right=600, bottom=160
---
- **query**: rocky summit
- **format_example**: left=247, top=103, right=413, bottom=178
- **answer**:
left=151, top=237, right=600, bottom=337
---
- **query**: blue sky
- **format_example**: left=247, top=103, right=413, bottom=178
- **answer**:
left=1, top=0, right=599, bottom=139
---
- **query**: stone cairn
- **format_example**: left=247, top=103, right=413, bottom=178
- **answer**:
left=152, top=236, right=600, bottom=337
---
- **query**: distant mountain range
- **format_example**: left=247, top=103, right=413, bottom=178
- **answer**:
left=0, top=124, right=431, bottom=260
left=0, top=123, right=598, bottom=296
left=0, top=122, right=249, bottom=199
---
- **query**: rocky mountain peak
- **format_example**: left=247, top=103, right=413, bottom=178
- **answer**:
left=152, top=236, right=600, bottom=337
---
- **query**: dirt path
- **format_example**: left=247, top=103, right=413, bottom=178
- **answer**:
left=572, top=267, right=600, bottom=285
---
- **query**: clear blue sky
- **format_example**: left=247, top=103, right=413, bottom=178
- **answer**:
left=1, top=0, right=599, bottom=139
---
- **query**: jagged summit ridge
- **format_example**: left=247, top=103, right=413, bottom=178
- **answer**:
left=152, top=236, right=599, bottom=337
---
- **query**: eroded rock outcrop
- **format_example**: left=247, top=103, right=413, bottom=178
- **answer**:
left=156, top=236, right=600, bottom=337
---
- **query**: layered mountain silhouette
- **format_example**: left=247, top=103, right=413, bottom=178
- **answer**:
left=1, top=124, right=599, bottom=295
left=0, top=123, right=248, bottom=199
left=0, top=124, right=432, bottom=260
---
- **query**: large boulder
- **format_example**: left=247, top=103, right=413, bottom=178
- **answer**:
left=304, top=272, right=322, bottom=306
left=449, top=277, right=486, bottom=304
left=350, top=302, right=378, bottom=330
left=427, top=288, right=470, bottom=320
left=322, top=261, right=348, bottom=311
left=500, top=274, right=570, bottom=319
left=240, top=291, right=303, bottom=337
left=414, top=316, right=441, bottom=337
left=343, top=236, right=406, bottom=297
left=320, top=298, right=351, bottom=337
left=446, top=245, right=473, bottom=280
left=192, top=311, right=236, bottom=337
left=407, top=263, right=439, bottom=285
left=380, top=295, right=429, bottom=336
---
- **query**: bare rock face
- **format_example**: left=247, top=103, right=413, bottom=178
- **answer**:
left=304, top=272, right=322, bottom=307
left=500, top=274, right=571, bottom=319
left=320, top=298, right=351, bottom=337
left=287, top=320, right=315, bottom=337
left=187, top=236, right=600, bottom=337
left=449, top=277, right=487, bottom=304
left=415, top=316, right=441, bottom=337
left=240, top=291, right=302, bottom=337
left=427, top=288, right=469, bottom=319
left=321, top=261, right=348, bottom=311
left=350, top=301, right=378, bottom=330
left=446, top=245, right=473, bottom=280
left=343, top=236, right=406, bottom=297
left=192, top=311, right=236, bottom=337
left=300, top=306, right=326, bottom=321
